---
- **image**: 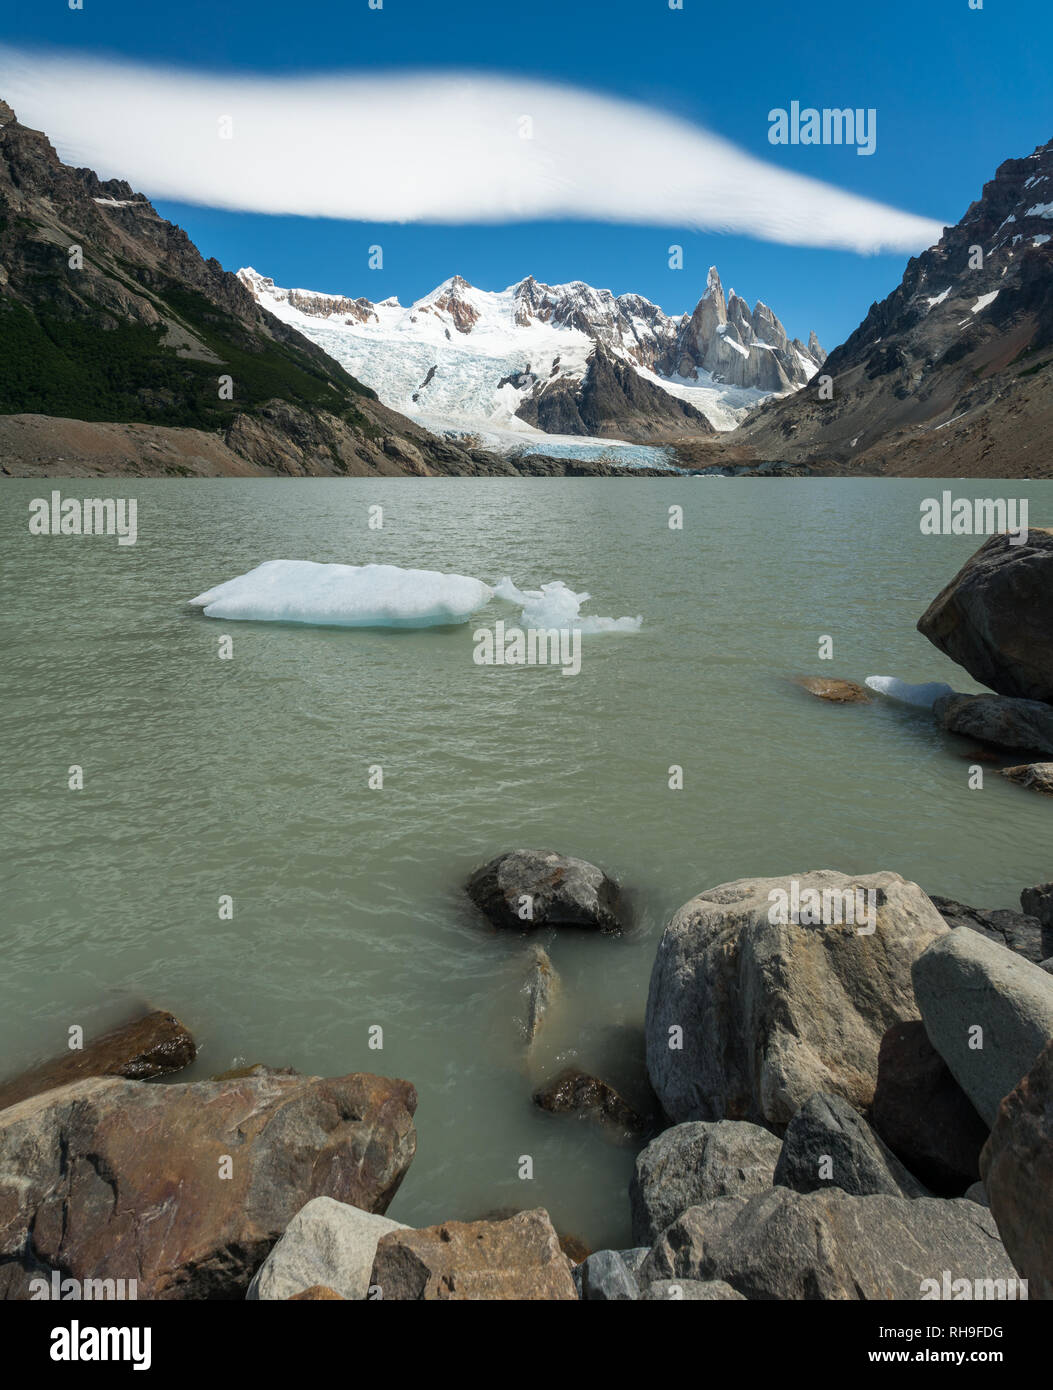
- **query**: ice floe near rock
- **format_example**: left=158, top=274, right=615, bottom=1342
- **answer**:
left=864, top=676, right=956, bottom=708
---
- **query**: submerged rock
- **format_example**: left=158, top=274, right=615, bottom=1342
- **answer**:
left=773, top=1092, right=929, bottom=1198
left=1001, top=761, right=1053, bottom=794
left=523, top=946, right=555, bottom=1043
left=929, top=895, right=1047, bottom=965
left=0, top=1069, right=417, bottom=1299
left=247, top=1196, right=407, bottom=1301
left=981, top=1038, right=1053, bottom=1299
left=533, top=1067, right=646, bottom=1137
left=630, top=1120, right=782, bottom=1246
left=871, top=1021, right=989, bottom=1192
left=913, top=928, right=1053, bottom=1126
left=467, top=849, right=624, bottom=934
left=933, top=692, right=1053, bottom=755
left=640, top=1189, right=1017, bottom=1300
left=645, top=870, right=947, bottom=1126
left=370, top=1209, right=577, bottom=1300
left=917, top=529, right=1053, bottom=704
left=794, top=676, right=871, bottom=703
left=0, top=1009, right=196, bottom=1112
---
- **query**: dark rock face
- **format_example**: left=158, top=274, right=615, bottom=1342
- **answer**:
left=0, top=1070, right=417, bottom=1300
left=871, top=1021, right=989, bottom=1193
left=918, top=532, right=1053, bottom=703
left=773, top=1093, right=929, bottom=1199
left=980, top=1038, right=1053, bottom=1299
left=466, top=849, right=625, bottom=934
left=1021, top=882, right=1053, bottom=940
left=630, top=1120, right=782, bottom=1246
left=370, top=1209, right=577, bottom=1300
left=737, top=139, right=1053, bottom=475
left=533, top=1068, right=646, bottom=1138
left=930, top=895, right=1049, bottom=965
left=932, top=691, right=1053, bottom=756
left=0, top=1010, right=196, bottom=1111
left=640, top=1189, right=1019, bottom=1300
left=516, top=343, right=714, bottom=442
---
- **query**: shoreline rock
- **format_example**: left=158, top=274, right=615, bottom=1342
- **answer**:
left=0, top=1010, right=196, bottom=1112
left=0, top=1069, right=417, bottom=1300
left=467, top=849, right=625, bottom=934
left=933, top=692, right=1053, bottom=756
left=645, top=870, right=948, bottom=1127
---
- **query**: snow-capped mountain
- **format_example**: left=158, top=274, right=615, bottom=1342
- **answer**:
left=238, top=266, right=824, bottom=448
left=740, top=136, right=1053, bottom=474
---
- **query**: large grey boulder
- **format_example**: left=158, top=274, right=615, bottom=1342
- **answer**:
left=246, top=1197, right=408, bottom=1301
left=645, top=871, right=948, bottom=1127
left=912, top=929, right=1053, bottom=1126
left=773, top=1093, right=929, bottom=1198
left=640, top=1188, right=1018, bottom=1300
left=917, top=529, right=1053, bottom=704
left=980, top=1038, right=1053, bottom=1299
left=630, top=1120, right=782, bottom=1245
left=932, top=692, right=1053, bottom=756
left=467, top=849, right=624, bottom=933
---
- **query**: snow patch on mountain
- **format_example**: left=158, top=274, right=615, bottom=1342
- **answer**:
left=238, top=267, right=822, bottom=448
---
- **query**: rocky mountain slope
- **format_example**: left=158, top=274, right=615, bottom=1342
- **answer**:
left=0, top=98, right=574, bottom=476
left=238, top=264, right=824, bottom=446
left=738, top=138, right=1053, bottom=476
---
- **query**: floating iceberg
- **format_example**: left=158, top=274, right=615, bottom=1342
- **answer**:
left=190, top=561, right=643, bottom=633
left=189, top=560, right=494, bottom=628
left=493, top=578, right=642, bottom=633
left=864, top=676, right=956, bottom=709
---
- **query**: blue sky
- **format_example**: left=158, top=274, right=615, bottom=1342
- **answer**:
left=3, top=0, right=1051, bottom=349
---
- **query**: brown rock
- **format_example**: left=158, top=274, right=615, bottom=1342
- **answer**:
left=288, top=1285, right=346, bottom=1300
left=1001, top=762, right=1053, bottom=794
left=917, top=530, right=1053, bottom=704
left=370, top=1209, right=577, bottom=1300
left=795, top=676, right=871, bottom=703
left=0, top=1070, right=417, bottom=1300
left=871, top=1021, right=989, bottom=1192
left=980, top=1038, right=1053, bottom=1299
left=533, top=1067, right=646, bottom=1137
left=0, top=1010, right=196, bottom=1112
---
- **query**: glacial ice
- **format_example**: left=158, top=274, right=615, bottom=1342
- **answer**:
left=493, top=578, right=642, bottom=633
left=864, top=676, right=955, bottom=708
left=189, top=560, right=494, bottom=627
left=189, top=561, right=643, bottom=633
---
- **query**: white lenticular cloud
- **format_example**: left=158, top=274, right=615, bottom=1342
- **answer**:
left=0, top=46, right=944, bottom=254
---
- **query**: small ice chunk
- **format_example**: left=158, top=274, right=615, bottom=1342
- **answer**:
left=189, top=560, right=493, bottom=627
left=493, top=577, right=641, bottom=633
left=864, top=676, right=955, bottom=708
